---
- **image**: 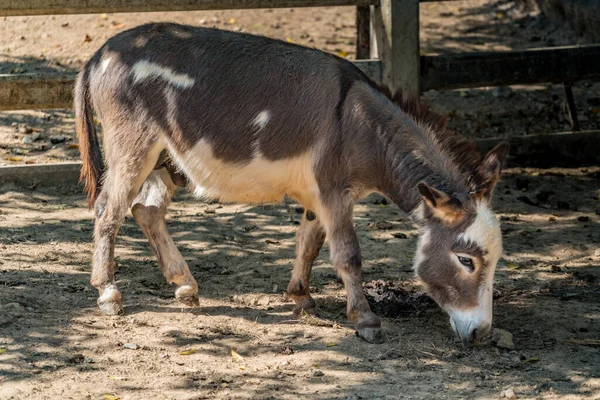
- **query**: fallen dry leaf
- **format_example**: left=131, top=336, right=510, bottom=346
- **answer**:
left=84, top=34, right=93, bottom=43
left=7, top=157, right=23, bottom=162
left=231, top=349, right=245, bottom=362
left=102, top=395, right=119, bottom=400
left=179, top=348, right=197, bottom=355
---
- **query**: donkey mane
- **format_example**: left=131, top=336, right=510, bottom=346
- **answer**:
left=371, top=82, right=484, bottom=194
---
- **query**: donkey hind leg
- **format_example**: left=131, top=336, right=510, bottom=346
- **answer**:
left=320, top=194, right=384, bottom=344
left=286, top=209, right=325, bottom=316
left=131, top=170, right=199, bottom=307
left=91, top=143, right=163, bottom=316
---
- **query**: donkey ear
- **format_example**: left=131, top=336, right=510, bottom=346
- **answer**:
left=476, top=142, right=510, bottom=199
left=417, top=182, right=464, bottom=224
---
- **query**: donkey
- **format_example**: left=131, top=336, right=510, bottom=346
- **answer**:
left=75, top=23, right=509, bottom=345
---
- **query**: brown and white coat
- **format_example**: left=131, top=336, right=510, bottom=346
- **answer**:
left=76, top=23, right=508, bottom=345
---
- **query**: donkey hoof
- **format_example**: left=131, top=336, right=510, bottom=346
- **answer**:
left=176, top=285, right=199, bottom=307
left=98, top=300, right=124, bottom=316
left=356, top=327, right=385, bottom=344
left=177, top=295, right=200, bottom=307
left=292, top=297, right=317, bottom=317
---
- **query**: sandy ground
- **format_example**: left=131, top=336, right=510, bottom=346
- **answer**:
left=1, top=1, right=600, bottom=399
left=1, top=1, right=600, bottom=166
left=1, top=167, right=599, bottom=399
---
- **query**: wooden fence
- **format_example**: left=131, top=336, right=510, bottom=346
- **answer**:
left=1, top=0, right=600, bottom=166
left=2, top=0, right=600, bottom=110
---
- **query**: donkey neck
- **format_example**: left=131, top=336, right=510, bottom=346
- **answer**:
left=359, top=88, right=472, bottom=216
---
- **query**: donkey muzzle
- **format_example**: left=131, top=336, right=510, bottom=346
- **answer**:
left=449, top=309, right=492, bottom=347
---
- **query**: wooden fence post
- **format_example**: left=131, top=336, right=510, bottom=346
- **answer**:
left=371, top=0, right=420, bottom=96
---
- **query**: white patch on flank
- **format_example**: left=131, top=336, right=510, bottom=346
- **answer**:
left=101, top=58, right=111, bottom=74
left=131, top=60, right=195, bottom=89
left=252, top=110, right=271, bottom=130
left=166, top=139, right=321, bottom=209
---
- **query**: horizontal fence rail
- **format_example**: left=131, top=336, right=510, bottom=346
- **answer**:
left=0, top=0, right=379, bottom=16
left=4, top=43, right=600, bottom=110
left=0, top=61, right=381, bottom=111
left=421, top=44, right=600, bottom=91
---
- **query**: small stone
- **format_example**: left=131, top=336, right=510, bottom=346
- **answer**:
left=500, top=388, right=517, bottom=399
left=199, top=19, right=207, bottom=24
left=375, top=221, right=393, bottom=230
left=123, top=343, right=138, bottom=350
left=594, top=249, right=600, bottom=257
left=257, top=296, right=270, bottom=307
left=31, top=131, right=42, bottom=141
left=17, top=124, right=32, bottom=134
left=392, top=232, right=407, bottom=239
left=492, top=328, right=515, bottom=350
left=68, top=354, right=86, bottom=364
left=312, top=369, right=324, bottom=377
left=303, top=332, right=312, bottom=339
left=280, top=346, right=294, bottom=355
left=272, top=284, right=279, bottom=293
left=22, top=135, right=33, bottom=144
left=50, top=135, right=65, bottom=144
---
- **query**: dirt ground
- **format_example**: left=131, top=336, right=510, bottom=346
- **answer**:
left=1, top=1, right=600, bottom=399
left=1, top=1, right=600, bottom=166
left=1, top=167, right=599, bottom=400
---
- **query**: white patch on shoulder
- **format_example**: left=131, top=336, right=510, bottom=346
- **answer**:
left=165, top=139, right=321, bottom=208
left=459, top=201, right=503, bottom=262
left=252, top=110, right=270, bottom=130
left=131, top=60, right=195, bottom=89
left=101, top=58, right=111, bottom=74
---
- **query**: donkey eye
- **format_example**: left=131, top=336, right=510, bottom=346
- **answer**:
left=458, top=256, right=475, bottom=271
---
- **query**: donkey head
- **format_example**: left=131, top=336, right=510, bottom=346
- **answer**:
left=413, top=143, right=509, bottom=346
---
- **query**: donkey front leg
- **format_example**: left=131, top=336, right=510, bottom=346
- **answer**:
left=131, top=170, right=199, bottom=306
left=286, top=210, right=326, bottom=315
left=320, top=196, right=384, bottom=344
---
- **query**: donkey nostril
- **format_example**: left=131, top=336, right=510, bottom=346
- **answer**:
left=470, top=328, right=478, bottom=342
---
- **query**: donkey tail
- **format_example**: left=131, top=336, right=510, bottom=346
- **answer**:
left=74, top=68, right=104, bottom=209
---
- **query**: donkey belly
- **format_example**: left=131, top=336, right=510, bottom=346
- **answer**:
left=168, top=139, right=320, bottom=205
